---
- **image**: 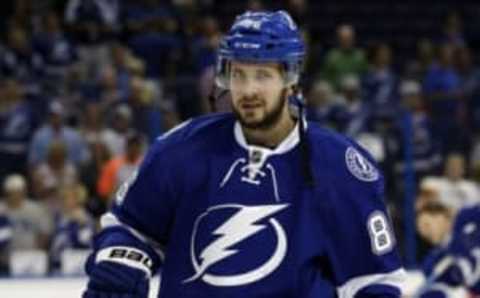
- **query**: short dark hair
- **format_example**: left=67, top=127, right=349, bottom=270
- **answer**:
left=417, top=201, right=451, bottom=217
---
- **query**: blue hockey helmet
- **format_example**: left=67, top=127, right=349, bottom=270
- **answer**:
left=216, top=10, right=305, bottom=89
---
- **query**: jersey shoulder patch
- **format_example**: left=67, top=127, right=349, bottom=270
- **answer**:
left=345, top=146, right=379, bottom=182
left=308, top=124, right=380, bottom=183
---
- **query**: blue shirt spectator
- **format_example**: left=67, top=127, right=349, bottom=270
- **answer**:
left=29, top=101, right=89, bottom=166
left=455, top=46, right=480, bottom=131
left=123, top=1, right=181, bottom=78
left=362, top=44, right=399, bottom=117
left=65, top=0, right=120, bottom=44
left=423, top=44, right=464, bottom=153
left=306, top=80, right=337, bottom=126
left=0, top=26, right=45, bottom=82
left=391, top=81, right=442, bottom=179
left=423, top=45, right=461, bottom=120
left=191, top=17, right=221, bottom=75
left=122, top=0, right=176, bottom=36
left=127, top=31, right=182, bottom=78
left=33, top=12, right=78, bottom=73
left=329, top=76, right=372, bottom=137
left=0, top=80, right=39, bottom=182
left=50, top=184, right=95, bottom=270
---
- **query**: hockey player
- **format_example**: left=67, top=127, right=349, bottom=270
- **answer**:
left=416, top=202, right=480, bottom=297
left=83, top=10, right=406, bottom=298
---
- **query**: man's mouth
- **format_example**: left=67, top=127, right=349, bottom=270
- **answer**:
left=241, top=102, right=263, bottom=110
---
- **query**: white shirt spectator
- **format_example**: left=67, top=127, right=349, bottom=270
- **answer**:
left=1, top=200, right=53, bottom=250
left=420, top=176, right=480, bottom=211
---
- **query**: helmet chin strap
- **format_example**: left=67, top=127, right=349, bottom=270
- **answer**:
left=288, top=86, right=314, bottom=187
left=208, top=86, right=229, bottom=113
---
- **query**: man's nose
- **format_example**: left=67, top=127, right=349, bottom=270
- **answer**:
left=241, top=78, right=261, bottom=98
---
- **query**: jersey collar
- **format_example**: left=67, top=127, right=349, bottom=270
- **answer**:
left=233, top=120, right=300, bottom=155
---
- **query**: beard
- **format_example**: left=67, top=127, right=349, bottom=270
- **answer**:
left=232, top=89, right=289, bottom=130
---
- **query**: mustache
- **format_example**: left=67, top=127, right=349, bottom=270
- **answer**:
left=239, top=95, right=264, bottom=104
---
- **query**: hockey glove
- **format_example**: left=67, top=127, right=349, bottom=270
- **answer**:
left=82, top=227, right=161, bottom=298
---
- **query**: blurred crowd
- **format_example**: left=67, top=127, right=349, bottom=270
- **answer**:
left=0, top=0, right=479, bottom=276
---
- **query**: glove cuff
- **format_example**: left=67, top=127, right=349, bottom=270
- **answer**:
left=95, top=246, right=155, bottom=278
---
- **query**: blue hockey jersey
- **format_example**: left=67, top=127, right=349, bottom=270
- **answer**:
left=422, top=205, right=480, bottom=296
left=100, top=113, right=405, bottom=297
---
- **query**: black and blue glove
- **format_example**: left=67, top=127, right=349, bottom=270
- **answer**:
left=83, top=227, right=161, bottom=298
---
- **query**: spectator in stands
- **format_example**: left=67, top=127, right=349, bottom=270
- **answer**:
left=80, top=102, right=107, bottom=145
left=95, top=65, right=126, bottom=108
left=125, top=76, right=164, bottom=140
left=192, top=16, right=221, bottom=78
left=405, top=39, right=435, bottom=81
left=123, top=0, right=177, bottom=37
left=442, top=12, right=465, bottom=46
left=33, top=11, right=78, bottom=92
left=195, top=16, right=222, bottom=114
left=32, top=140, right=78, bottom=212
left=110, top=43, right=133, bottom=90
left=64, top=0, right=121, bottom=77
left=8, top=0, right=54, bottom=30
left=50, top=183, right=95, bottom=271
left=102, top=104, right=133, bottom=156
left=80, top=140, right=111, bottom=217
left=362, top=43, right=398, bottom=114
left=416, top=201, right=453, bottom=249
left=97, top=132, right=144, bottom=202
left=1, top=174, right=52, bottom=253
left=416, top=201, right=480, bottom=297
left=124, top=0, right=181, bottom=79
left=0, top=205, right=11, bottom=274
left=0, top=79, right=39, bottom=183
left=419, top=153, right=480, bottom=212
left=392, top=80, right=442, bottom=180
left=306, top=79, right=337, bottom=126
left=0, top=25, right=45, bottom=83
left=471, top=138, right=480, bottom=182
left=286, top=0, right=309, bottom=27
left=28, top=100, right=90, bottom=167
left=423, top=43, right=464, bottom=154
left=328, top=75, right=370, bottom=137
left=246, top=0, right=265, bottom=12
left=455, top=46, right=480, bottom=131
left=322, top=24, right=368, bottom=90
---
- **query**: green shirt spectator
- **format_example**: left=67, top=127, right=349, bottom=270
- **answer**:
left=322, top=24, right=368, bottom=89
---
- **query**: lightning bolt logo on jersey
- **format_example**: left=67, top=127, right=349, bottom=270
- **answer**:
left=184, top=204, right=289, bottom=287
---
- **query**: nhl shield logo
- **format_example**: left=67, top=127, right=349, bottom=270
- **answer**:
left=345, top=147, right=379, bottom=182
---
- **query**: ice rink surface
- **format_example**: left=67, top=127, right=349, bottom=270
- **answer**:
left=0, top=275, right=160, bottom=298
left=0, top=272, right=468, bottom=298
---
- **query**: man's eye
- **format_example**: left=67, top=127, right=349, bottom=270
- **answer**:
left=257, top=72, right=271, bottom=80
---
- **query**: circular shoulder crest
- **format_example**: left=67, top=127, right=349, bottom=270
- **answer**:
left=345, top=147, right=379, bottom=182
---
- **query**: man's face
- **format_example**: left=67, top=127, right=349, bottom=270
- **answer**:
left=229, top=61, right=289, bottom=129
left=338, top=26, right=354, bottom=50
left=5, top=189, right=25, bottom=206
left=445, top=155, right=465, bottom=181
left=417, top=212, right=450, bottom=245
